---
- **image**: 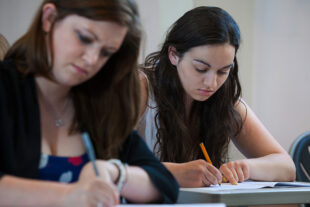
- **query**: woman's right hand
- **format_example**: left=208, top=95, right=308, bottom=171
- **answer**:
left=62, top=178, right=118, bottom=207
left=61, top=161, right=119, bottom=207
left=164, top=159, right=222, bottom=187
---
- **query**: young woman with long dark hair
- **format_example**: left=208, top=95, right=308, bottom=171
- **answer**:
left=138, top=6, right=295, bottom=188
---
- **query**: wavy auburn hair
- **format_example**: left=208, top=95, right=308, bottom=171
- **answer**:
left=5, top=0, right=142, bottom=159
left=143, top=6, right=243, bottom=167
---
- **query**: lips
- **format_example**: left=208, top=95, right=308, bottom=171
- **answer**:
left=198, top=89, right=214, bottom=97
left=72, top=64, right=87, bottom=75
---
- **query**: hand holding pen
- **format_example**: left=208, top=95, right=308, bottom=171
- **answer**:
left=200, top=142, right=250, bottom=185
left=200, top=142, right=224, bottom=185
left=80, top=132, right=120, bottom=206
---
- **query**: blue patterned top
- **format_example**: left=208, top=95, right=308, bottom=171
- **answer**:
left=37, top=153, right=89, bottom=183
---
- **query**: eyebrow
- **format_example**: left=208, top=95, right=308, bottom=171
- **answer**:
left=193, top=59, right=234, bottom=69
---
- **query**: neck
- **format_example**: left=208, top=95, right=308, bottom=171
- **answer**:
left=35, top=75, right=73, bottom=128
left=35, top=75, right=71, bottom=106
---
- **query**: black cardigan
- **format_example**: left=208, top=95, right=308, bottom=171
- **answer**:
left=0, top=60, right=179, bottom=203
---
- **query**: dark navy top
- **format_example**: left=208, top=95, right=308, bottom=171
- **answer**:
left=37, top=153, right=89, bottom=183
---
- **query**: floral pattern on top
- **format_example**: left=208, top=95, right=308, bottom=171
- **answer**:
left=37, top=153, right=89, bottom=183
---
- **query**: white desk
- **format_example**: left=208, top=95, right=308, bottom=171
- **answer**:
left=177, top=186, right=310, bottom=206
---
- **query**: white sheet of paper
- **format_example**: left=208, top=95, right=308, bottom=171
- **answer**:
left=182, top=181, right=310, bottom=192
left=182, top=181, right=277, bottom=191
left=118, top=204, right=225, bottom=207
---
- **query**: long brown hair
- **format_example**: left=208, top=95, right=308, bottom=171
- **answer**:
left=143, top=6, right=243, bottom=167
left=5, top=0, right=142, bottom=159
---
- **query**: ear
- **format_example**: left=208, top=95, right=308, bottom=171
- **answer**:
left=168, top=46, right=179, bottom=66
left=42, top=3, right=57, bottom=33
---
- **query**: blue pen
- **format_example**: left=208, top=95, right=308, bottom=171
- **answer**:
left=82, top=132, right=100, bottom=176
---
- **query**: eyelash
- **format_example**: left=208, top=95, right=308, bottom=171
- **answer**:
left=195, top=68, right=230, bottom=75
left=195, top=68, right=207, bottom=73
left=100, top=50, right=112, bottom=57
left=77, top=31, right=112, bottom=57
left=218, top=70, right=229, bottom=75
left=77, top=33, right=92, bottom=44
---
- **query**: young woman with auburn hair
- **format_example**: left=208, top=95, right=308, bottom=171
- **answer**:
left=0, top=0, right=178, bottom=206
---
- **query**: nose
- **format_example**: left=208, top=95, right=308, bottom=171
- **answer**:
left=82, top=47, right=100, bottom=66
left=203, top=71, right=217, bottom=89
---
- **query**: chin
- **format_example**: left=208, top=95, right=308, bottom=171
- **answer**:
left=57, top=79, right=81, bottom=87
left=64, top=76, right=88, bottom=86
left=193, top=96, right=210, bottom=102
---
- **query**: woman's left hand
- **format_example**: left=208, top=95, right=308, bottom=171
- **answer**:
left=219, top=160, right=250, bottom=185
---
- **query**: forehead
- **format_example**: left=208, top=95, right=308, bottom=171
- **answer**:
left=184, top=43, right=235, bottom=63
left=57, top=15, right=128, bottom=48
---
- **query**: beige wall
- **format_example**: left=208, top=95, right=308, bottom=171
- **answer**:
left=136, top=0, right=193, bottom=62
left=0, top=0, right=42, bottom=44
left=1, top=0, right=309, bottom=161
left=252, top=0, right=310, bottom=154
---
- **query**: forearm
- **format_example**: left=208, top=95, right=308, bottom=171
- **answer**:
left=86, top=160, right=162, bottom=203
left=0, top=175, right=70, bottom=206
left=163, top=162, right=183, bottom=186
left=121, top=166, right=161, bottom=203
left=246, top=153, right=296, bottom=181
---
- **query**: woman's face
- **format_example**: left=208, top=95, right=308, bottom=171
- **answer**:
left=43, top=7, right=128, bottom=87
left=169, top=43, right=235, bottom=102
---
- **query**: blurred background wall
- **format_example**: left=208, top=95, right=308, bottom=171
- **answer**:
left=1, top=0, right=309, bottom=160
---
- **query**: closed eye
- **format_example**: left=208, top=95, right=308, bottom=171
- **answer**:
left=77, top=32, right=92, bottom=44
left=218, top=65, right=233, bottom=75
left=195, top=68, right=208, bottom=73
left=100, top=49, right=113, bottom=57
left=218, top=69, right=230, bottom=75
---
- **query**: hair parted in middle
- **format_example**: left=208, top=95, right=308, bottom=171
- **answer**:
left=142, top=6, right=243, bottom=167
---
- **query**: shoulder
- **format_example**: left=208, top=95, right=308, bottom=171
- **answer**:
left=138, top=70, right=150, bottom=118
left=0, top=60, right=17, bottom=91
left=234, top=98, right=248, bottom=121
left=0, top=59, right=17, bottom=69
left=0, top=60, right=34, bottom=93
left=0, top=59, right=37, bottom=112
left=0, top=59, right=23, bottom=83
left=0, top=59, right=16, bottom=73
left=138, top=70, right=149, bottom=97
left=138, top=70, right=148, bottom=86
left=233, top=98, right=266, bottom=140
